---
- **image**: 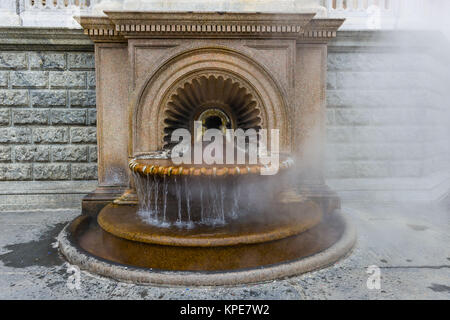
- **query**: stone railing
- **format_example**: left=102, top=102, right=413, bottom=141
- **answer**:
left=20, top=0, right=96, bottom=28
left=0, top=0, right=447, bottom=30
left=325, top=0, right=441, bottom=30
left=326, top=0, right=397, bottom=30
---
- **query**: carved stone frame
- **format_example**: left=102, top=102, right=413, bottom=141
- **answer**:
left=130, top=46, right=291, bottom=156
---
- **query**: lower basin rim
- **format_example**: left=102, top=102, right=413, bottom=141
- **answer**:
left=58, top=211, right=356, bottom=286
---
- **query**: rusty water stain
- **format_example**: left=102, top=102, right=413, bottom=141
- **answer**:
left=0, top=223, right=66, bottom=268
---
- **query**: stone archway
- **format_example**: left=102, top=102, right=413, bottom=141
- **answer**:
left=131, top=47, right=291, bottom=155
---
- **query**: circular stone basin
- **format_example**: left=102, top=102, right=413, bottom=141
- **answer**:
left=129, top=153, right=294, bottom=177
left=98, top=200, right=322, bottom=247
left=60, top=208, right=355, bottom=280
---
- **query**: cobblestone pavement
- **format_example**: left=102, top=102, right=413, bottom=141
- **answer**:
left=0, top=200, right=448, bottom=300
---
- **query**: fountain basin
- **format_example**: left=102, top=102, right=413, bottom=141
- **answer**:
left=126, top=152, right=296, bottom=227
left=60, top=206, right=354, bottom=280
left=63, top=11, right=355, bottom=285
left=98, top=200, right=321, bottom=247
left=129, top=155, right=294, bottom=177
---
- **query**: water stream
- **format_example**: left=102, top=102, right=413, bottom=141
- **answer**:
left=134, top=173, right=246, bottom=228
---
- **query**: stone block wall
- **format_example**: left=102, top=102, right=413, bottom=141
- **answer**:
left=325, top=52, right=449, bottom=178
left=324, top=32, right=450, bottom=201
left=0, top=50, right=98, bottom=181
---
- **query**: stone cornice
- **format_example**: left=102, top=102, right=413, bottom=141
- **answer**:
left=0, top=27, right=94, bottom=51
left=299, top=19, right=345, bottom=43
left=75, top=16, right=125, bottom=42
left=77, top=11, right=344, bottom=42
left=106, top=11, right=314, bottom=39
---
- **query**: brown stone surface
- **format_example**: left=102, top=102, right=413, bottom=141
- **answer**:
left=128, top=153, right=293, bottom=177
left=81, top=186, right=127, bottom=216
left=131, top=44, right=292, bottom=153
left=74, top=209, right=345, bottom=272
left=97, top=200, right=322, bottom=247
left=95, top=43, right=129, bottom=187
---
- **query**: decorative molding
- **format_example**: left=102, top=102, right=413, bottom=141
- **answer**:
left=75, top=16, right=125, bottom=42
left=0, top=27, right=94, bottom=51
left=299, top=19, right=346, bottom=42
left=77, top=12, right=344, bottom=43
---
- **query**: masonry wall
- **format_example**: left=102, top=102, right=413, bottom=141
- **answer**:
left=325, top=51, right=449, bottom=179
left=0, top=50, right=98, bottom=181
left=324, top=31, right=450, bottom=201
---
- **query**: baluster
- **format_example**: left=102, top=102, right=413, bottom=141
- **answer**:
left=336, top=0, right=344, bottom=10
left=401, top=0, right=409, bottom=16
left=419, top=0, right=426, bottom=15
left=345, top=0, right=352, bottom=11
left=411, top=0, right=419, bottom=15
left=36, top=0, right=44, bottom=10
left=418, top=0, right=428, bottom=26
left=356, top=0, right=364, bottom=11
left=386, top=0, right=392, bottom=11
left=56, top=0, right=65, bottom=9
left=395, top=0, right=405, bottom=28
left=393, top=0, right=404, bottom=16
left=326, top=0, right=334, bottom=11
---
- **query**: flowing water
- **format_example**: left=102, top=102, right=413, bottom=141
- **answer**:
left=133, top=173, right=247, bottom=228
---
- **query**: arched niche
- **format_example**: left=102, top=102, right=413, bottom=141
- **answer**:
left=130, top=47, right=291, bottom=156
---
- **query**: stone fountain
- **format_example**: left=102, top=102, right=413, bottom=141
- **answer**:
left=58, top=6, right=355, bottom=286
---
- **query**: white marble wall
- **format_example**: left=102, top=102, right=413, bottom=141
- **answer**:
left=0, top=1, right=20, bottom=26
left=91, top=0, right=325, bottom=13
left=1, top=0, right=327, bottom=28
